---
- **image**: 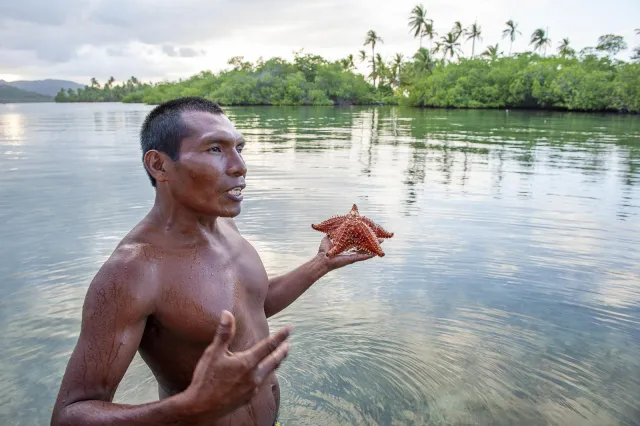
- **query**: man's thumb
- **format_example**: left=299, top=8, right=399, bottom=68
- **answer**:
left=213, top=310, right=235, bottom=352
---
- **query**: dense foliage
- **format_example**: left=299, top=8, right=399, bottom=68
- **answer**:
left=56, top=52, right=640, bottom=112
left=54, top=9, right=640, bottom=113
left=55, top=77, right=151, bottom=103
left=120, top=54, right=384, bottom=106
left=404, top=53, right=640, bottom=112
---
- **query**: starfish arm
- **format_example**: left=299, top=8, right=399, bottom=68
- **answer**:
left=311, top=215, right=347, bottom=234
left=352, top=221, right=385, bottom=257
left=361, top=216, right=394, bottom=238
left=312, top=205, right=392, bottom=257
left=325, top=224, right=355, bottom=257
left=327, top=240, right=357, bottom=258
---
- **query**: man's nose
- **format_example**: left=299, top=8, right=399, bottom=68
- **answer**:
left=227, top=151, right=247, bottom=177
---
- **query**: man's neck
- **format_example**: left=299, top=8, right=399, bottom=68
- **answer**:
left=148, top=189, right=220, bottom=244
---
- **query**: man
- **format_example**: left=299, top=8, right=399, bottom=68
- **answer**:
left=51, top=97, right=375, bottom=425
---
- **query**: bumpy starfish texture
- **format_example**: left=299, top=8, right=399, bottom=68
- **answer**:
left=312, top=204, right=394, bottom=257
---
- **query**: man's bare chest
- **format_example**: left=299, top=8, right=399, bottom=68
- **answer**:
left=151, top=244, right=270, bottom=346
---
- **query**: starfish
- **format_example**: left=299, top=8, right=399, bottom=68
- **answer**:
left=312, top=204, right=394, bottom=257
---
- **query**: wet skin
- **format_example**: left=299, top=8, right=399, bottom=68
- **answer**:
left=51, top=111, right=376, bottom=426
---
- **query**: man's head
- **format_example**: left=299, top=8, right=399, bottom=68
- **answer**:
left=141, top=97, right=247, bottom=217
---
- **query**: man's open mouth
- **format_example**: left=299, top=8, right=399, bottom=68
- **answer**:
left=227, top=187, right=243, bottom=196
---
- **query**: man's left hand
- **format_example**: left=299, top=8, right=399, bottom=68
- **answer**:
left=315, top=235, right=381, bottom=272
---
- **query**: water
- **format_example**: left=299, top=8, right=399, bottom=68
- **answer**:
left=1, top=103, right=639, bottom=426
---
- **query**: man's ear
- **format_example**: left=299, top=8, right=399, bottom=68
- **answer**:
left=144, top=150, right=171, bottom=184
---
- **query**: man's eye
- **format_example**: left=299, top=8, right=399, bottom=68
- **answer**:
left=210, top=146, right=221, bottom=153
left=236, top=146, right=244, bottom=153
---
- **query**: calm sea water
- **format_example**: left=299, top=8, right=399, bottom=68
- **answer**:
left=1, top=103, right=639, bottom=426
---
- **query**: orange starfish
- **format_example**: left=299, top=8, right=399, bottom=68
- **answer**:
left=312, top=204, right=394, bottom=257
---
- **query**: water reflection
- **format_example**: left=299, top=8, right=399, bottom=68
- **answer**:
left=0, top=103, right=639, bottom=425
left=0, top=113, right=25, bottom=146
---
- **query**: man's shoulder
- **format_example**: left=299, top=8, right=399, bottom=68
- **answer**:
left=105, top=218, right=168, bottom=274
left=105, top=241, right=156, bottom=275
left=86, top=240, right=159, bottom=309
left=79, top=241, right=158, bottom=330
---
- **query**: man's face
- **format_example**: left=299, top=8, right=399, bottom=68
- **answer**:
left=166, top=111, right=247, bottom=218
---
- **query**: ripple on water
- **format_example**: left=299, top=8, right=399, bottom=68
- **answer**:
left=1, top=105, right=640, bottom=426
left=270, top=296, right=639, bottom=426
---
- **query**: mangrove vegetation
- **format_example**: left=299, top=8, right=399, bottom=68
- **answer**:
left=55, top=7, right=640, bottom=112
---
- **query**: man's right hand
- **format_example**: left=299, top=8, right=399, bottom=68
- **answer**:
left=180, top=310, right=292, bottom=418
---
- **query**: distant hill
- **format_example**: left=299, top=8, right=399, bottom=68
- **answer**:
left=0, top=79, right=84, bottom=97
left=0, top=85, right=53, bottom=103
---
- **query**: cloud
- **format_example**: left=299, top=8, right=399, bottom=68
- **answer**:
left=161, top=45, right=203, bottom=58
left=0, top=0, right=364, bottom=82
left=0, top=0, right=638, bottom=82
left=0, top=0, right=337, bottom=62
left=105, top=46, right=128, bottom=57
left=0, top=0, right=89, bottom=26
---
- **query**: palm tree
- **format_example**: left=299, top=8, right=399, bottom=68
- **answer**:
left=358, top=50, right=368, bottom=63
left=105, top=76, right=115, bottom=89
left=530, top=28, right=551, bottom=56
left=90, top=78, right=100, bottom=89
left=347, top=54, right=355, bottom=69
left=502, top=20, right=521, bottom=55
left=432, top=41, right=443, bottom=55
left=373, top=53, right=389, bottom=86
left=557, top=38, right=575, bottom=57
left=343, top=54, right=356, bottom=70
left=413, top=47, right=436, bottom=74
left=422, top=22, right=437, bottom=49
left=408, top=4, right=432, bottom=48
left=440, top=32, right=462, bottom=60
left=392, top=53, right=404, bottom=87
left=466, top=22, right=483, bottom=58
left=452, top=21, right=465, bottom=39
left=364, top=30, right=384, bottom=86
left=482, top=44, right=501, bottom=61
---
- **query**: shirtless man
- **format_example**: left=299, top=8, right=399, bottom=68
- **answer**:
left=50, top=97, right=375, bottom=426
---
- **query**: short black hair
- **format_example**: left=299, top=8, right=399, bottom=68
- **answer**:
left=140, top=97, right=224, bottom=187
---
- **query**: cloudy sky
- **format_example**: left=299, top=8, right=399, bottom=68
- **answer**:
left=1, top=0, right=638, bottom=84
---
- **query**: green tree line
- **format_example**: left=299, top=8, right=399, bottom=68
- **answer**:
left=55, top=7, right=640, bottom=112
left=55, top=76, right=151, bottom=102
left=404, top=54, right=639, bottom=112
left=122, top=52, right=384, bottom=106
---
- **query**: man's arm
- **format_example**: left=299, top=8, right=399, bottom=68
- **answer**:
left=52, top=248, right=292, bottom=425
left=264, top=236, right=375, bottom=318
left=264, top=254, right=329, bottom=318
left=50, top=250, right=196, bottom=425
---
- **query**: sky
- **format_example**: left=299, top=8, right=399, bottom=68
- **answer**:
left=0, top=0, right=638, bottom=85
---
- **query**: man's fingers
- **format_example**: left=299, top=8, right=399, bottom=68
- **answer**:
left=339, top=252, right=375, bottom=265
left=355, top=253, right=375, bottom=263
left=254, top=342, right=290, bottom=383
left=211, top=310, right=236, bottom=353
left=242, top=325, right=292, bottom=368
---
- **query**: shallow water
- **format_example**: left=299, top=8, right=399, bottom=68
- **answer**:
left=0, top=103, right=639, bottom=425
